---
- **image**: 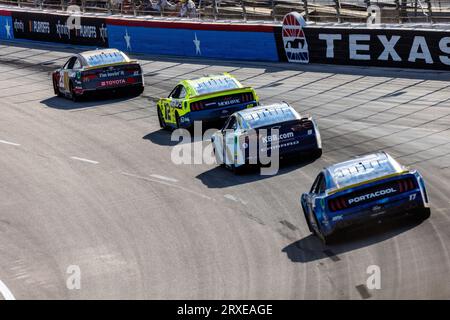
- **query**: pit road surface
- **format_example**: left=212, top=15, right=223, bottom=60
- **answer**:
left=0, top=42, right=449, bottom=299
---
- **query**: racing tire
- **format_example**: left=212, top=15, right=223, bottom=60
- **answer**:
left=69, top=82, right=80, bottom=102
left=301, top=203, right=314, bottom=233
left=230, top=163, right=245, bottom=175
left=416, top=207, right=431, bottom=220
left=311, top=148, right=322, bottom=159
left=53, top=77, right=62, bottom=97
left=129, top=85, right=144, bottom=97
left=311, top=212, right=337, bottom=245
left=212, top=147, right=225, bottom=168
left=320, top=233, right=337, bottom=246
left=157, top=108, right=167, bottom=129
left=175, top=113, right=181, bottom=129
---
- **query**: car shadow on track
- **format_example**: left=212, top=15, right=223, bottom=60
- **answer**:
left=196, top=157, right=317, bottom=188
left=282, top=216, right=426, bottom=263
left=40, top=91, right=143, bottom=110
left=143, top=122, right=224, bottom=147
left=143, top=129, right=185, bottom=147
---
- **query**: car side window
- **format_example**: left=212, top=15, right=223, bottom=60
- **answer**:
left=227, top=116, right=239, bottom=130
left=310, top=173, right=320, bottom=193
left=317, top=174, right=326, bottom=194
left=73, top=59, right=82, bottom=70
left=169, top=85, right=185, bottom=99
left=311, top=173, right=325, bottom=194
left=65, top=57, right=77, bottom=70
left=178, top=86, right=186, bottom=99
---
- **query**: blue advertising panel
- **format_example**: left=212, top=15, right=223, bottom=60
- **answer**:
left=107, top=24, right=279, bottom=61
left=0, top=14, right=14, bottom=41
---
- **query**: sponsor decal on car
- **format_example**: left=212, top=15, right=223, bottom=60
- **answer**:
left=348, top=187, right=397, bottom=205
left=217, top=98, right=240, bottom=107
left=98, top=70, right=125, bottom=78
left=100, top=79, right=126, bottom=87
left=262, top=132, right=294, bottom=144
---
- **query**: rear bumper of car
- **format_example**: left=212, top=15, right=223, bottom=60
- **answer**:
left=79, top=82, right=144, bottom=95
left=241, top=134, right=320, bottom=166
left=320, top=190, right=427, bottom=236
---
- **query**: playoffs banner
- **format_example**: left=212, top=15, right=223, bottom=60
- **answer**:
left=11, top=11, right=108, bottom=47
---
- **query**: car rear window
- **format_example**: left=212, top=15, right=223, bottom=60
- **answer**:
left=242, top=107, right=300, bottom=129
left=190, top=76, right=240, bottom=95
left=332, top=158, right=401, bottom=189
left=85, top=51, right=129, bottom=67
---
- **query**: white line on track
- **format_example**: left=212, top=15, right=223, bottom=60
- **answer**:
left=121, top=171, right=213, bottom=201
left=70, top=157, right=99, bottom=164
left=150, top=174, right=178, bottom=183
left=224, top=194, right=247, bottom=205
left=0, top=280, right=15, bottom=300
left=0, top=139, right=20, bottom=146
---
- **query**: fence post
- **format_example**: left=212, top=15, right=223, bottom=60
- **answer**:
left=394, top=0, right=401, bottom=23
left=303, top=0, right=309, bottom=21
left=81, top=0, right=86, bottom=13
left=426, top=0, right=433, bottom=23
left=334, top=0, right=341, bottom=23
left=400, top=0, right=407, bottom=23
left=133, top=0, right=137, bottom=16
left=271, top=0, right=276, bottom=21
left=241, top=0, right=247, bottom=22
left=213, top=0, right=218, bottom=21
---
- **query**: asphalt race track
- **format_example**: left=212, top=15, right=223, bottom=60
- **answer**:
left=0, top=42, right=449, bottom=299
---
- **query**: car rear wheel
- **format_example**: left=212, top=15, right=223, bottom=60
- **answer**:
left=301, top=203, right=314, bottom=233
left=69, top=82, right=79, bottom=102
left=416, top=207, right=431, bottom=220
left=312, top=148, right=322, bottom=159
left=157, top=108, right=167, bottom=129
left=175, top=113, right=181, bottom=129
left=230, top=164, right=245, bottom=175
left=311, top=211, right=336, bottom=245
left=53, top=77, right=62, bottom=97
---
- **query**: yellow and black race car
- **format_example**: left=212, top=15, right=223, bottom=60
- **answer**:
left=52, top=48, right=144, bottom=101
left=157, top=73, right=259, bottom=129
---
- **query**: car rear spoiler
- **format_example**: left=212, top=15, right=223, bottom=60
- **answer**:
left=327, top=170, right=410, bottom=195
left=191, top=86, right=254, bottom=99
left=84, top=60, right=140, bottom=71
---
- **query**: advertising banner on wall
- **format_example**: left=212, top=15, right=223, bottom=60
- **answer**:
left=275, top=12, right=450, bottom=71
left=11, top=11, right=108, bottom=47
left=106, top=19, right=279, bottom=61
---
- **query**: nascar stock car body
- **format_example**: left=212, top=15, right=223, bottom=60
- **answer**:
left=52, top=49, right=144, bottom=101
left=301, top=152, right=430, bottom=244
left=157, top=73, right=259, bottom=129
left=211, top=102, right=322, bottom=173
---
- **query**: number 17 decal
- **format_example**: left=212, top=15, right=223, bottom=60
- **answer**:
left=409, top=193, right=417, bottom=201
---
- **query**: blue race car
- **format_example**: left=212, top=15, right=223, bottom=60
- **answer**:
left=301, top=152, right=430, bottom=244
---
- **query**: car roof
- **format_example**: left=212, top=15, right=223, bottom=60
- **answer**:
left=78, top=49, right=131, bottom=67
left=324, top=152, right=407, bottom=190
left=237, top=103, right=301, bottom=129
left=183, top=73, right=242, bottom=96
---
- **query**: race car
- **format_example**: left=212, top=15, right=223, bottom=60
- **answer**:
left=301, top=152, right=430, bottom=244
left=211, top=102, right=322, bottom=173
left=157, top=73, right=258, bottom=129
left=52, top=48, right=144, bottom=101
